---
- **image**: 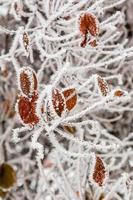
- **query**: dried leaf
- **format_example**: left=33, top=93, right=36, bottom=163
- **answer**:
left=93, top=156, right=106, bottom=186
left=97, top=76, right=109, bottom=97
left=17, top=94, right=39, bottom=125
left=79, top=12, right=99, bottom=36
left=114, top=90, right=124, bottom=97
left=79, top=12, right=99, bottom=47
left=0, top=163, right=16, bottom=189
left=80, top=34, right=87, bottom=48
left=52, top=89, right=65, bottom=117
left=89, top=154, right=107, bottom=187
left=62, top=88, right=77, bottom=111
left=18, top=67, right=38, bottom=97
left=63, top=125, right=76, bottom=134
left=23, top=32, right=30, bottom=51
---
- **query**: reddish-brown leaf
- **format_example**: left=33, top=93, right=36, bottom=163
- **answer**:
left=52, top=89, right=65, bottom=117
left=79, top=12, right=99, bottom=36
left=17, top=93, right=39, bottom=125
left=62, top=88, right=77, bottom=111
left=80, top=34, right=87, bottom=47
left=114, top=90, right=124, bottom=97
left=92, top=156, right=106, bottom=187
left=79, top=12, right=99, bottom=47
left=19, top=67, right=38, bottom=97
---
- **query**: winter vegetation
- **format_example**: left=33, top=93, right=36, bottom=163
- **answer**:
left=0, top=0, right=133, bottom=199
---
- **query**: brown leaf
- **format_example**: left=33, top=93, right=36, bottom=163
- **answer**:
left=17, top=94, right=39, bottom=125
left=19, top=67, right=38, bottom=97
left=97, top=76, right=109, bottom=97
left=114, top=90, right=124, bottom=97
left=79, top=12, right=99, bottom=47
left=92, top=156, right=106, bottom=187
left=23, top=32, right=30, bottom=51
left=0, top=163, right=16, bottom=189
left=63, top=125, right=76, bottom=134
left=79, top=12, right=99, bottom=37
left=62, top=88, right=77, bottom=111
left=52, top=89, right=65, bottom=117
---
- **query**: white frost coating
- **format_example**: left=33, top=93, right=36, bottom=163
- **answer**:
left=17, top=66, right=38, bottom=97
left=12, top=126, right=30, bottom=143
left=31, top=126, right=44, bottom=159
left=95, top=74, right=110, bottom=97
left=0, top=0, right=133, bottom=199
left=88, top=153, right=108, bottom=187
left=78, top=11, right=100, bottom=36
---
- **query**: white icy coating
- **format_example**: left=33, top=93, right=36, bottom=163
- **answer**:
left=17, top=66, right=38, bottom=97
left=0, top=0, right=133, bottom=200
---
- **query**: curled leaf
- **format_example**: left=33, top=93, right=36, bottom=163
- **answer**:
left=79, top=12, right=99, bottom=47
left=18, top=67, right=38, bottom=97
left=79, top=12, right=99, bottom=36
left=0, top=163, right=16, bottom=189
left=114, top=89, right=124, bottom=97
left=48, top=88, right=77, bottom=118
left=17, top=94, right=39, bottom=125
left=62, top=88, right=77, bottom=111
